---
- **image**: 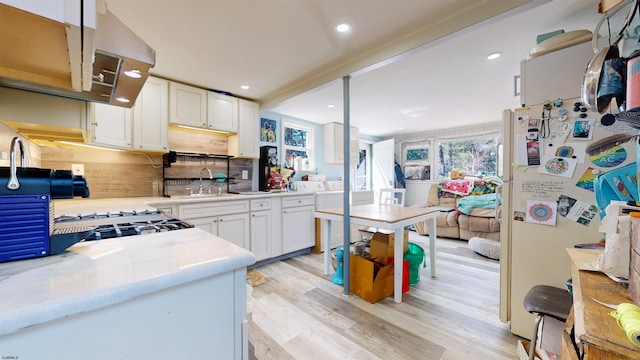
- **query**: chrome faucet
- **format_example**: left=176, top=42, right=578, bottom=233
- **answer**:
left=7, top=137, right=25, bottom=190
left=199, top=168, right=213, bottom=194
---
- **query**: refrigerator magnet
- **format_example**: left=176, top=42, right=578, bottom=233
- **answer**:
left=570, top=119, right=595, bottom=140
left=537, top=155, right=578, bottom=178
left=589, top=145, right=627, bottom=167
left=545, top=142, right=587, bottom=163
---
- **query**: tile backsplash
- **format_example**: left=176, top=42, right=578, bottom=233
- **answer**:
left=1, top=123, right=255, bottom=199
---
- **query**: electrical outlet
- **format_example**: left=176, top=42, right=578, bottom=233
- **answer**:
left=71, top=164, right=85, bottom=176
left=242, top=170, right=249, bottom=180
left=0, top=151, right=7, bottom=160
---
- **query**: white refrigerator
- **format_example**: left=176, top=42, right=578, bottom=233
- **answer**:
left=500, top=100, right=638, bottom=337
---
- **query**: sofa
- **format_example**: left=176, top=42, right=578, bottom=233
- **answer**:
left=412, top=180, right=500, bottom=241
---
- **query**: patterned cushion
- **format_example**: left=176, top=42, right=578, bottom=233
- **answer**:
left=438, top=180, right=496, bottom=198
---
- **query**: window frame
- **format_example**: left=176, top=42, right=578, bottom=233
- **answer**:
left=435, top=132, right=502, bottom=180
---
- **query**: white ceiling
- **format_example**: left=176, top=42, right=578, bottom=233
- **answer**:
left=105, top=0, right=611, bottom=138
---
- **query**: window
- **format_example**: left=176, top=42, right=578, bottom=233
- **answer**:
left=354, top=142, right=370, bottom=190
left=282, top=121, right=314, bottom=171
left=436, top=133, right=502, bottom=179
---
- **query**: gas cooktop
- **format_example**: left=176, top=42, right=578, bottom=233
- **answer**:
left=53, top=209, right=194, bottom=241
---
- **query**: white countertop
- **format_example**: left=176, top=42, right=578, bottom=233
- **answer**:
left=0, top=197, right=256, bottom=336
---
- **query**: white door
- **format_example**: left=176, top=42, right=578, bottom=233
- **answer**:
left=372, top=138, right=395, bottom=203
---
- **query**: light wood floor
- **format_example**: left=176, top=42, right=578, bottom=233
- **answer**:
left=247, top=231, right=522, bottom=360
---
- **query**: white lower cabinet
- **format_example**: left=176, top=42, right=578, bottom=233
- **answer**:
left=250, top=210, right=271, bottom=261
left=249, top=198, right=272, bottom=261
left=218, top=213, right=250, bottom=250
left=187, top=214, right=249, bottom=250
left=178, top=201, right=250, bottom=251
left=1, top=270, right=248, bottom=360
left=282, top=195, right=315, bottom=254
left=174, top=195, right=314, bottom=260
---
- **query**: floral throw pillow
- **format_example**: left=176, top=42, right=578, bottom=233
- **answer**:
left=439, top=180, right=473, bottom=196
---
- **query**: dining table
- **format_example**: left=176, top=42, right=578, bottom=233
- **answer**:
left=315, top=204, right=441, bottom=303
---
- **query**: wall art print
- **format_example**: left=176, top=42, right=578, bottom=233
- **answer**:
left=260, top=118, right=277, bottom=143
left=525, top=200, right=557, bottom=226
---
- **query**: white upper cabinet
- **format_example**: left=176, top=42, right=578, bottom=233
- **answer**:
left=207, top=92, right=238, bottom=132
left=323, top=122, right=359, bottom=165
left=87, top=103, right=132, bottom=149
left=88, top=76, right=168, bottom=151
left=228, top=99, right=259, bottom=159
left=133, top=76, right=168, bottom=152
left=169, top=82, right=239, bottom=133
left=168, top=81, right=207, bottom=128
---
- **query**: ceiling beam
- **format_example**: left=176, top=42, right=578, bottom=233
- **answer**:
left=259, top=0, right=549, bottom=111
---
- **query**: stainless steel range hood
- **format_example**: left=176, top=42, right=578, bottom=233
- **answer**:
left=0, top=2, right=155, bottom=108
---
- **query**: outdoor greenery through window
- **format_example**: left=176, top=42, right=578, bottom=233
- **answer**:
left=436, top=133, right=502, bottom=179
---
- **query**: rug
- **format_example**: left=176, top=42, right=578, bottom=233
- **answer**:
left=468, top=236, right=500, bottom=260
left=246, top=269, right=270, bottom=287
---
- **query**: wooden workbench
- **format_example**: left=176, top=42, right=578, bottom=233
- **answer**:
left=563, top=248, right=640, bottom=359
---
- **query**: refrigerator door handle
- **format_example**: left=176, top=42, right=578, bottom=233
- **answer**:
left=495, top=184, right=503, bottom=224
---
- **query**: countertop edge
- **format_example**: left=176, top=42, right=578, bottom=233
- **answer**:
left=0, top=227, right=256, bottom=336
left=0, top=249, right=255, bottom=336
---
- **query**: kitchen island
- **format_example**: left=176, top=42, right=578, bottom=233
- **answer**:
left=0, top=197, right=256, bottom=360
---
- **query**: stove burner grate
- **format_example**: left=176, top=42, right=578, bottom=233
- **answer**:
left=87, top=218, right=194, bottom=241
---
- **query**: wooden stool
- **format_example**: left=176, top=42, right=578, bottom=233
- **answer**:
left=523, top=285, right=573, bottom=360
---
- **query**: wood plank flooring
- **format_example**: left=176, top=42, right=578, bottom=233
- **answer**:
left=248, top=231, right=522, bottom=360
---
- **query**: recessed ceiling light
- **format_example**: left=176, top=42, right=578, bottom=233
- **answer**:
left=115, top=97, right=130, bottom=103
left=487, top=52, right=501, bottom=60
left=327, top=104, right=335, bottom=108
left=336, top=23, right=350, bottom=33
left=240, top=85, right=250, bottom=90
left=124, top=69, right=142, bottom=78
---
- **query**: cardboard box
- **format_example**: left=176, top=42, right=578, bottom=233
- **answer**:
left=349, top=253, right=394, bottom=303
left=630, top=247, right=640, bottom=306
left=365, top=230, right=408, bottom=264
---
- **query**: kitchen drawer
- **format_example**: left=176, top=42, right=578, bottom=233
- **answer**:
left=178, top=200, right=249, bottom=218
left=282, top=195, right=314, bottom=208
left=155, top=205, right=176, bottom=215
left=250, top=198, right=271, bottom=211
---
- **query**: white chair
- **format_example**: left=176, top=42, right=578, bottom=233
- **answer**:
left=379, top=188, right=406, bottom=206
left=363, top=188, right=407, bottom=236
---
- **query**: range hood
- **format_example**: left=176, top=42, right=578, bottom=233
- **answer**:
left=0, top=2, right=155, bottom=108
